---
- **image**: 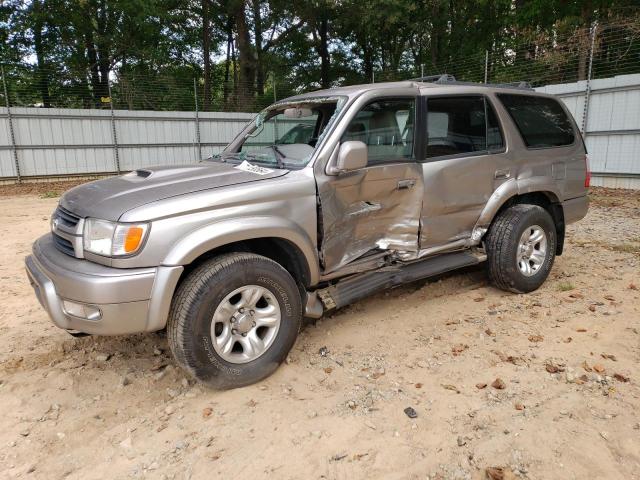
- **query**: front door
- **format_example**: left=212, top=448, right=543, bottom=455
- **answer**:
left=318, top=97, right=424, bottom=273
left=419, top=95, right=510, bottom=248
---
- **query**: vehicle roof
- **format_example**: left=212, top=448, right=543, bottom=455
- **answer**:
left=281, top=80, right=553, bottom=103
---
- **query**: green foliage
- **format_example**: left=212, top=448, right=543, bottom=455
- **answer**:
left=1, top=0, right=639, bottom=112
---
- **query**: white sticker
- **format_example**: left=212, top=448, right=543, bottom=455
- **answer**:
left=234, top=160, right=274, bottom=175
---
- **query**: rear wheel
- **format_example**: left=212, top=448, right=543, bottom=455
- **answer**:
left=485, top=204, right=557, bottom=293
left=167, top=253, right=302, bottom=389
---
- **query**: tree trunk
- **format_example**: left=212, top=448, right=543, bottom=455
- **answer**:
left=223, top=17, right=233, bottom=106
left=85, top=32, right=101, bottom=107
left=202, top=0, right=212, bottom=110
left=233, top=0, right=255, bottom=111
left=318, top=16, right=330, bottom=88
left=252, top=0, right=264, bottom=95
left=360, top=33, right=373, bottom=82
left=32, top=0, right=50, bottom=107
left=95, top=1, right=111, bottom=106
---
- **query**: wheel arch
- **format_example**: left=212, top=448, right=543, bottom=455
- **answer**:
left=476, top=179, right=565, bottom=255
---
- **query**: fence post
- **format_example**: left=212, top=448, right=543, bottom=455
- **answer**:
left=273, top=78, right=279, bottom=141
left=107, top=81, right=121, bottom=174
left=193, top=78, right=202, bottom=161
left=581, top=23, right=598, bottom=135
left=484, top=50, right=489, bottom=84
left=1, top=66, right=21, bottom=182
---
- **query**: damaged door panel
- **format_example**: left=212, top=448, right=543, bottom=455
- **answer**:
left=318, top=162, right=424, bottom=272
left=317, top=95, right=423, bottom=274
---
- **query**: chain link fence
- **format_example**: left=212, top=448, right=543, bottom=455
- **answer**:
left=1, top=18, right=639, bottom=182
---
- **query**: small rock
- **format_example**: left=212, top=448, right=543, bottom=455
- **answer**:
left=319, top=346, right=329, bottom=357
left=491, top=378, right=506, bottom=390
left=153, top=348, right=162, bottom=356
left=56, top=432, right=65, bottom=439
left=457, top=436, right=466, bottom=446
left=404, top=406, right=418, bottom=419
left=119, top=376, right=131, bottom=387
left=95, top=353, right=110, bottom=362
left=164, top=406, right=175, bottom=415
left=19, top=430, right=29, bottom=437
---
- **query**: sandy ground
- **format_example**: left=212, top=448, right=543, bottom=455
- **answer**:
left=0, top=187, right=639, bottom=480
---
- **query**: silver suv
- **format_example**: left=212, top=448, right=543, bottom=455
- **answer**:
left=25, top=79, right=589, bottom=388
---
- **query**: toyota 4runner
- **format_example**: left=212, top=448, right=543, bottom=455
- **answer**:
left=26, top=78, right=589, bottom=389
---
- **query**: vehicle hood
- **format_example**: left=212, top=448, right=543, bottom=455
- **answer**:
left=60, top=162, right=287, bottom=221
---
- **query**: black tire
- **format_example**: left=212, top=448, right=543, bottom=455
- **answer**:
left=485, top=204, right=557, bottom=293
left=167, top=253, right=302, bottom=389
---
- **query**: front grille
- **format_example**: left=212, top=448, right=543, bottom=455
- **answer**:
left=52, top=232, right=76, bottom=256
left=54, top=206, right=80, bottom=229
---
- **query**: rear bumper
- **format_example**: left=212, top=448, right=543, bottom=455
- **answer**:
left=25, top=234, right=182, bottom=335
left=562, top=195, right=589, bottom=225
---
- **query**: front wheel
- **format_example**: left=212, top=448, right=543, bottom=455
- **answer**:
left=485, top=204, right=557, bottom=293
left=167, top=253, right=302, bottom=389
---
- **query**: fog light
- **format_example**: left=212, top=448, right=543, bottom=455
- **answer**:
left=62, top=300, right=102, bottom=321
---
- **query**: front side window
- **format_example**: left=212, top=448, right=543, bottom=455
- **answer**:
left=342, top=98, right=415, bottom=164
left=497, top=94, right=575, bottom=148
left=219, top=96, right=346, bottom=168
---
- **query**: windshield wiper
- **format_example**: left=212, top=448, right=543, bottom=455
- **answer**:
left=269, top=145, right=286, bottom=169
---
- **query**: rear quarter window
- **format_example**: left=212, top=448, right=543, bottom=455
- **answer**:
left=497, top=94, right=575, bottom=148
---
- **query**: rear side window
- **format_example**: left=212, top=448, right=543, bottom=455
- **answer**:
left=497, top=94, right=575, bottom=148
left=425, top=96, right=504, bottom=158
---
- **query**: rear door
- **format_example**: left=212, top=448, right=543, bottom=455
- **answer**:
left=317, top=96, right=424, bottom=273
left=419, top=95, right=510, bottom=248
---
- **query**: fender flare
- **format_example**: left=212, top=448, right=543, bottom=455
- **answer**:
left=473, top=177, right=563, bottom=232
left=162, top=216, right=320, bottom=285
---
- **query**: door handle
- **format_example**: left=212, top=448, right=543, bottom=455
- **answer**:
left=397, top=179, right=416, bottom=190
left=494, top=169, right=511, bottom=179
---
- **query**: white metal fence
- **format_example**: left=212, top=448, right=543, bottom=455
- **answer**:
left=537, top=73, right=640, bottom=189
left=2, top=73, right=640, bottom=187
left=0, top=108, right=255, bottom=179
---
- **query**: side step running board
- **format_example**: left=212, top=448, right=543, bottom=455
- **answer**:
left=317, top=251, right=485, bottom=310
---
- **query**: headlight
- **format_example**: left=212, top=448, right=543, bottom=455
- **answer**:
left=83, top=218, right=149, bottom=257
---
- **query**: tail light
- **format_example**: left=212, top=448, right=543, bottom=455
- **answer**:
left=584, top=154, right=591, bottom=188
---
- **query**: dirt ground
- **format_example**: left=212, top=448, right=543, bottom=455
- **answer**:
left=1, top=187, right=639, bottom=480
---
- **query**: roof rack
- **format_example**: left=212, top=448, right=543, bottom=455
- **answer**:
left=412, top=74, right=457, bottom=84
left=413, top=74, right=533, bottom=90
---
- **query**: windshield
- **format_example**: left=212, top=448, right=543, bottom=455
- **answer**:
left=217, top=96, right=346, bottom=169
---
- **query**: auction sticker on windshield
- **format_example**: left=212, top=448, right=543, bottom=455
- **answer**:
left=234, top=160, right=274, bottom=175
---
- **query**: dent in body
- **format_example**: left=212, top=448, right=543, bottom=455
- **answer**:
left=311, top=86, right=423, bottom=274
left=317, top=162, right=423, bottom=273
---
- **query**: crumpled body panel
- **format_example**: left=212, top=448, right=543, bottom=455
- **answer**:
left=317, top=163, right=423, bottom=273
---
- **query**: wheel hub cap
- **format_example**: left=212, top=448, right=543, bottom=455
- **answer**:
left=516, top=225, right=548, bottom=277
left=211, top=285, right=281, bottom=364
left=232, top=311, right=254, bottom=334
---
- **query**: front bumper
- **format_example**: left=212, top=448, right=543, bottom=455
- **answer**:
left=25, top=234, right=182, bottom=335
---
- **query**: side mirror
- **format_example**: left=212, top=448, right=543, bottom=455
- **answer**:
left=336, top=141, right=368, bottom=172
